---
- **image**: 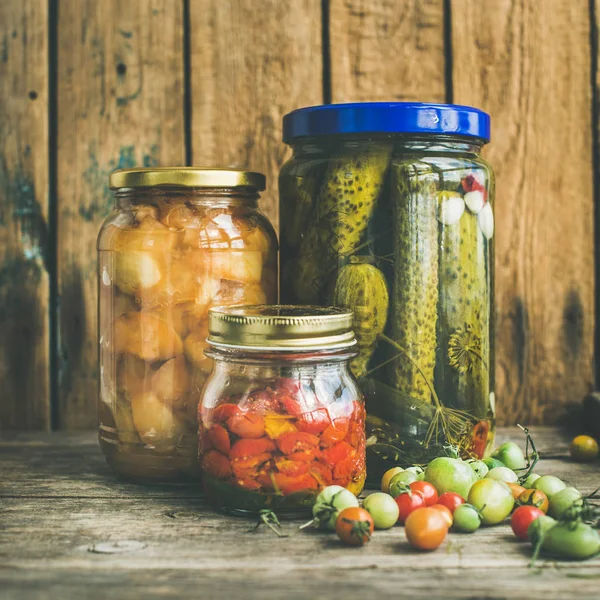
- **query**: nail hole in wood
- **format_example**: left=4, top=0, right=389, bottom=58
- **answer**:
left=116, top=63, right=127, bottom=75
left=28, top=90, right=38, bottom=100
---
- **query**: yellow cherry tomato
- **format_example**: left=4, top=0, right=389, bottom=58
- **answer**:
left=569, top=435, right=599, bottom=462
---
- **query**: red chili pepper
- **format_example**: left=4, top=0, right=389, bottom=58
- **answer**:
left=272, top=472, right=318, bottom=495
left=461, top=174, right=488, bottom=200
left=319, top=441, right=355, bottom=468
left=274, top=457, right=309, bottom=476
left=202, top=450, right=232, bottom=479
left=208, top=423, right=231, bottom=455
left=227, top=411, right=265, bottom=439
left=276, top=431, right=320, bottom=456
left=230, top=437, right=276, bottom=460
left=231, top=452, right=272, bottom=479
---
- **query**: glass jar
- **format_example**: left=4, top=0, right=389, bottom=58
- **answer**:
left=97, top=168, right=278, bottom=482
left=279, top=103, right=495, bottom=483
left=199, top=305, right=366, bottom=516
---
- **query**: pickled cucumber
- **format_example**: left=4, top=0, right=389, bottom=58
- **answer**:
left=293, top=145, right=392, bottom=303
left=331, top=261, right=389, bottom=378
left=390, top=164, right=439, bottom=403
left=279, top=160, right=323, bottom=249
left=437, top=201, right=489, bottom=416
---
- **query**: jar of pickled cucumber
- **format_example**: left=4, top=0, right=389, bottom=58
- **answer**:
left=199, top=305, right=366, bottom=516
left=97, top=168, right=278, bottom=482
left=279, top=103, right=495, bottom=483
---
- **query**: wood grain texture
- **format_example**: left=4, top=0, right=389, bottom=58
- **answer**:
left=189, top=0, right=323, bottom=230
left=1, top=428, right=599, bottom=600
left=0, top=0, right=50, bottom=429
left=451, top=0, right=596, bottom=425
left=329, top=0, right=446, bottom=102
left=56, top=0, right=185, bottom=429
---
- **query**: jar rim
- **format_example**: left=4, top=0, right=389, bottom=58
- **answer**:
left=207, top=304, right=357, bottom=351
left=109, top=167, right=266, bottom=191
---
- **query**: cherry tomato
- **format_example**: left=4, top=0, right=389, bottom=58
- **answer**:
left=230, top=437, right=276, bottom=459
left=381, top=467, right=404, bottom=493
left=452, top=504, right=481, bottom=533
left=389, top=471, right=418, bottom=497
left=570, top=435, right=599, bottom=462
left=409, top=481, right=439, bottom=506
left=363, top=492, right=400, bottom=529
left=532, top=475, right=566, bottom=499
left=507, top=482, right=526, bottom=500
left=335, top=507, right=374, bottom=546
left=517, top=488, right=549, bottom=513
left=468, top=479, right=514, bottom=525
left=491, top=442, right=526, bottom=471
left=404, top=507, right=449, bottom=551
left=227, top=411, right=265, bottom=438
left=394, top=491, right=426, bottom=524
left=208, top=423, right=231, bottom=455
left=202, top=450, right=233, bottom=479
left=431, top=504, right=453, bottom=527
left=437, top=492, right=465, bottom=514
left=511, top=505, right=545, bottom=540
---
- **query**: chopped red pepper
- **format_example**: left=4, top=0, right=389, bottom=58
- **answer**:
left=230, top=437, right=276, bottom=460
left=461, top=174, right=488, bottom=200
left=208, top=423, right=231, bottom=455
left=203, top=450, right=232, bottom=479
left=227, top=411, right=265, bottom=438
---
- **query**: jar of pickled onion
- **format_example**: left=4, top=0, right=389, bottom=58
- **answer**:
left=199, top=305, right=366, bottom=516
left=97, top=168, right=278, bottom=482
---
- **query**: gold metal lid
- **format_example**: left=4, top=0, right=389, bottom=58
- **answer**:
left=109, top=167, right=266, bottom=191
left=208, top=305, right=356, bottom=351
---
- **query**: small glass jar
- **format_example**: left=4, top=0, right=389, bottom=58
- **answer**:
left=97, top=168, right=278, bottom=482
left=199, top=305, right=366, bottom=516
left=279, top=103, right=495, bottom=483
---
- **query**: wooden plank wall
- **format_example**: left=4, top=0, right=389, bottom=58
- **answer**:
left=0, top=0, right=596, bottom=430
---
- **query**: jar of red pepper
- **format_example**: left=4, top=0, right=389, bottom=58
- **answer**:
left=199, top=305, right=366, bottom=516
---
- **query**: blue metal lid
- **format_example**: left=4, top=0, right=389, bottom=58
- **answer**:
left=282, top=102, right=490, bottom=143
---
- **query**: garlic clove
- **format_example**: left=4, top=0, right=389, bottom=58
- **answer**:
left=478, top=202, right=494, bottom=239
left=464, top=190, right=486, bottom=214
left=437, top=192, right=466, bottom=226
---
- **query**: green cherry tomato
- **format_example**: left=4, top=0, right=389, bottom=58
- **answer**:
left=452, top=504, right=482, bottom=533
left=487, top=466, right=519, bottom=484
left=467, top=459, right=489, bottom=479
left=468, top=478, right=514, bottom=525
left=527, top=514, right=556, bottom=545
left=492, top=442, right=526, bottom=471
left=570, top=435, right=599, bottom=462
left=312, top=485, right=359, bottom=530
left=363, top=492, right=400, bottom=530
left=548, top=487, right=583, bottom=520
left=542, top=521, right=600, bottom=560
left=532, top=475, right=566, bottom=499
left=483, top=457, right=505, bottom=470
left=521, top=472, right=541, bottom=489
left=389, top=470, right=418, bottom=496
left=424, top=457, right=478, bottom=500
left=405, top=466, right=425, bottom=481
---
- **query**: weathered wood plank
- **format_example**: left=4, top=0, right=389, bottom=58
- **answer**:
left=329, top=0, right=446, bottom=102
left=0, top=428, right=599, bottom=598
left=56, top=0, right=185, bottom=429
left=0, top=0, right=50, bottom=430
left=189, top=0, right=323, bottom=231
left=451, top=0, right=595, bottom=425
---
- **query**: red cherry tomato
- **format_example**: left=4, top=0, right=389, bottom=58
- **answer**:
left=394, top=491, right=426, bottom=524
left=409, top=481, right=439, bottom=506
left=511, top=505, right=545, bottom=540
left=436, top=492, right=466, bottom=514
left=227, top=411, right=265, bottom=438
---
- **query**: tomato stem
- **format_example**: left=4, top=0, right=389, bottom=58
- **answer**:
left=516, top=424, right=540, bottom=484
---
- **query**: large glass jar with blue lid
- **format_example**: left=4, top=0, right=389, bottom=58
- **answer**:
left=279, top=103, right=495, bottom=482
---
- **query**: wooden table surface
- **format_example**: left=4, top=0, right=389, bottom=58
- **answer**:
left=1, top=427, right=599, bottom=600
